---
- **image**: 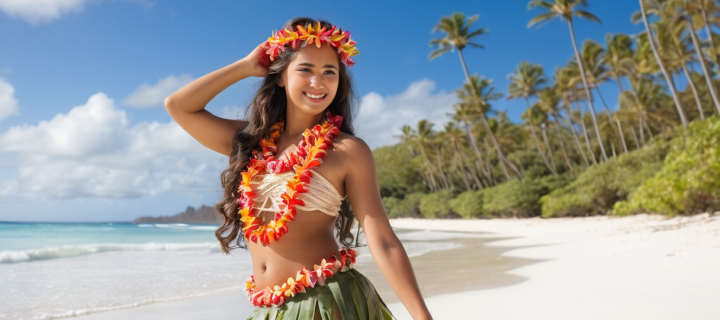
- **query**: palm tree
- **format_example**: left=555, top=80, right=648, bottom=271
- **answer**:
left=528, top=0, right=609, bottom=161
left=507, top=61, right=559, bottom=171
left=398, top=124, right=438, bottom=191
left=622, top=32, right=661, bottom=145
left=522, top=104, right=558, bottom=176
left=657, top=18, right=706, bottom=120
left=441, top=122, right=484, bottom=190
left=507, top=61, right=548, bottom=105
left=698, top=0, right=720, bottom=64
left=415, top=120, right=444, bottom=192
left=451, top=102, right=493, bottom=184
left=604, top=33, right=634, bottom=93
left=574, top=39, right=628, bottom=154
left=430, top=12, right=522, bottom=180
left=537, top=86, right=574, bottom=170
left=669, top=0, right=720, bottom=116
left=455, top=75, right=523, bottom=179
left=636, top=0, right=689, bottom=127
left=555, top=66, right=591, bottom=167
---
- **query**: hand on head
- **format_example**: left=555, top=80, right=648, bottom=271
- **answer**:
left=242, top=42, right=271, bottom=78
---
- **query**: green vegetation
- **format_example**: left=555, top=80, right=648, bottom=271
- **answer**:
left=374, top=2, right=720, bottom=220
left=449, top=190, right=484, bottom=218
left=614, top=118, right=720, bottom=216
left=541, top=144, right=667, bottom=217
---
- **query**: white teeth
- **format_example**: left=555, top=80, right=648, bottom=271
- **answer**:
left=304, top=92, right=326, bottom=99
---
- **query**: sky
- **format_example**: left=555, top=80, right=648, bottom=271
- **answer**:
left=0, top=0, right=645, bottom=222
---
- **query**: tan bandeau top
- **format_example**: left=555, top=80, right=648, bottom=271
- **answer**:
left=249, top=169, right=346, bottom=217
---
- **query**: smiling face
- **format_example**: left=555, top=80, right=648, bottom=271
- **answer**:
left=277, top=44, right=340, bottom=117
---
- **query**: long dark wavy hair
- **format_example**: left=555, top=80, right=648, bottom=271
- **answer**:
left=215, top=17, right=358, bottom=254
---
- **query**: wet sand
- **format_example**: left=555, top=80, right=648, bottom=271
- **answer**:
left=355, top=236, right=539, bottom=304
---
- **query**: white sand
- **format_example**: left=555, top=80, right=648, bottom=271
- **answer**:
left=387, top=213, right=720, bottom=320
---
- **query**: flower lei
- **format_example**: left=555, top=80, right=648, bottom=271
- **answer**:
left=245, top=248, right=357, bottom=307
left=265, top=22, right=359, bottom=66
left=237, top=110, right=343, bottom=246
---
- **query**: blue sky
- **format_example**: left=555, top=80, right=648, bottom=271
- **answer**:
left=0, top=0, right=644, bottom=221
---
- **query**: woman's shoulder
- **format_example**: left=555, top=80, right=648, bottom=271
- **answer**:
left=332, top=132, right=375, bottom=168
left=334, top=132, right=371, bottom=154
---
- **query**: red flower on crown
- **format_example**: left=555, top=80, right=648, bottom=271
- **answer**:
left=264, top=22, right=359, bottom=66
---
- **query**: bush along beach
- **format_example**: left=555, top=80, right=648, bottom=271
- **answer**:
left=378, top=2, right=720, bottom=219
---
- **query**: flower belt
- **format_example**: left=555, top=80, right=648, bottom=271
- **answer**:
left=245, top=248, right=358, bottom=307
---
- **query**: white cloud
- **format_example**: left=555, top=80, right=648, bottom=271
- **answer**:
left=122, top=74, right=194, bottom=108
left=0, top=78, right=19, bottom=120
left=0, top=0, right=89, bottom=25
left=220, top=106, right=244, bottom=119
left=355, top=79, right=458, bottom=149
left=0, top=93, right=226, bottom=199
left=0, top=0, right=153, bottom=25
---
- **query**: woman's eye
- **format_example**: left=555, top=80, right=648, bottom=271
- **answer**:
left=298, top=68, right=311, bottom=72
left=324, top=70, right=336, bottom=75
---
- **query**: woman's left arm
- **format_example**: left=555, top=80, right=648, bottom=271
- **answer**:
left=342, top=137, right=433, bottom=320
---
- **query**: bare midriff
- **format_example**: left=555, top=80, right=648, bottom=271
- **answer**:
left=247, top=207, right=342, bottom=289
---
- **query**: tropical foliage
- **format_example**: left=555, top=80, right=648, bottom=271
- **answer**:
left=375, top=1, right=720, bottom=219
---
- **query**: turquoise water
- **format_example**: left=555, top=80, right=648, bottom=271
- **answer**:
left=0, top=222, right=463, bottom=320
left=0, top=222, right=220, bottom=263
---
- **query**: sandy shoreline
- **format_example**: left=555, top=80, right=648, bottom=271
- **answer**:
left=388, top=213, right=720, bottom=320
left=76, top=213, right=720, bottom=320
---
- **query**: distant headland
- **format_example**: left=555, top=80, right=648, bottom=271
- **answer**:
left=133, top=205, right=222, bottom=224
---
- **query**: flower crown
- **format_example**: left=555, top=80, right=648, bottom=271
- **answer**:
left=265, top=22, right=359, bottom=67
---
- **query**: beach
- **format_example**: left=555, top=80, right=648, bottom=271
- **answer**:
left=47, top=213, right=720, bottom=320
left=388, top=213, right=720, bottom=320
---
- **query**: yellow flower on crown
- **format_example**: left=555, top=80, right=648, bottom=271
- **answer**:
left=264, top=22, right=359, bottom=66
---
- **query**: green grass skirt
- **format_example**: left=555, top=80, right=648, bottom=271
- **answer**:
left=245, top=268, right=395, bottom=320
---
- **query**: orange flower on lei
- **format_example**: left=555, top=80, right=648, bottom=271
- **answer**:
left=245, top=248, right=357, bottom=307
left=237, top=110, right=343, bottom=246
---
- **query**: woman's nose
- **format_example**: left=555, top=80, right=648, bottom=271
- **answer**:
left=309, top=75, right=325, bottom=89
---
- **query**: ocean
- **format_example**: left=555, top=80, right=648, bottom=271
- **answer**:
left=0, top=222, right=464, bottom=320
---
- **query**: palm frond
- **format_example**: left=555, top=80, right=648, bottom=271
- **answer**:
left=528, top=12, right=559, bottom=28
left=528, top=0, right=555, bottom=10
left=573, top=10, right=602, bottom=24
left=429, top=47, right=452, bottom=60
left=466, top=28, right=488, bottom=39
left=466, top=42, right=485, bottom=49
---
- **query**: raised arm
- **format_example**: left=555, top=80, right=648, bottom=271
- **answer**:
left=164, top=43, right=269, bottom=156
left=342, top=137, right=433, bottom=320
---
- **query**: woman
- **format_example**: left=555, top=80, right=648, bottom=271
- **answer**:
left=165, top=17, right=432, bottom=320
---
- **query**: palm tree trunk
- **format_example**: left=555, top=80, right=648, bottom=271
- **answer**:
left=552, top=115, right=574, bottom=170
left=528, top=124, right=557, bottom=176
left=701, top=5, right=719, bottom=64
left=572, top=90, right=598, bottom=165
left=614, top=75, right=625, bottom=93
left=451, top=142, right=473, bottom=190
left=630, top=124, right=641, bottom=149
left=567, top=20, right=608, bottom=161
left=483, top=137, right=497, bottom=184
left=680, top=63, right=705, bottom=120
left=562, top=96, right=590, bottom=167
left=434, top=148, right=452, bottom=190
left=417, top=146, right=439, bottom=191
left=594, top=85, right=628, bottom=154
left=457, top=49, right=522, bottom=180
left=638, top=112, right=646, bottom=145
left=541, top=123, right=558, bottom=173
left=643, top=115, right=654, bottom=142
left=461, top=119, right=492, bottom=183
left=640, top=0, right=688, bottom=127
left=687, top=18, right=720, bottom=117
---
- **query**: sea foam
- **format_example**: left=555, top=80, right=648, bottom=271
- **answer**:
left=0, top=242, right=218, bottom=264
